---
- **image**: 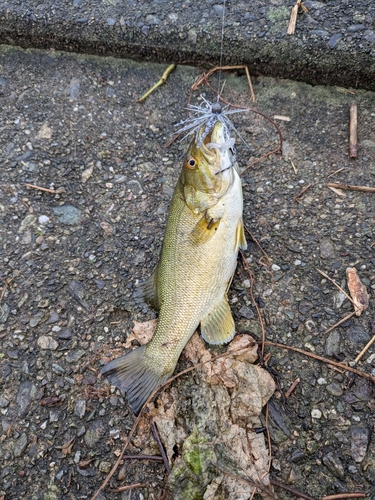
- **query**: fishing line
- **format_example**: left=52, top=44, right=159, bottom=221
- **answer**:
left=217, top=0, right=226, bottom=102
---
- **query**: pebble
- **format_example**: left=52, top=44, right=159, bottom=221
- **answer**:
left=322, top=451, right=345, bottom=478
left=0, top=303, right=10, bottom=324
left=213, top=4, right=224, bottom=16
left=325, top=330, right=341, bottom=357
left=351, top=427, right=370, bottom=463
left=16, top=381, right=37, bottom=416
left=53, top=205, right=82, bottom=225
left=107, top=18, right=116, bottom=26
left=326, top=382, right=343, bottom=396
left=75, top=400, right=86, bottom=419
left=311, top=409, right=322, bottom=419
left=0, top=397, right=10, bottom=408
left=329, top=33, right=343, bottom=48
left=37, top=335, right=59, bottom=350
left=239, top=305, right=254, bottom=320
left=84, top=420, right=106, bottom=447
left=65, top=77, right=80, bottom=100
left=66, top=349, right=85, bottom=363
left=38, top=215, right=50, bottom=225
left=13, top=433, right=28, bottom=458
left=58, top=328, right=73, bottom=340
left=18, top=214, right=36, bottom=233
left=320, top=238, right=335, bottom=259
left=347, top=326, right=370, bottom=350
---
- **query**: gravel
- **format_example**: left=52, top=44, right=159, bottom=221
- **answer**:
left=0, top=45, right=374, bottom=499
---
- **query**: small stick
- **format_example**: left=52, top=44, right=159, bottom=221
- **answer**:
left=25, top=183, right=56, bottom=194
left=327, top=167, right=345, bottom=178
left=110, top=483, right=147, bottom=493
left=294, top=183, right=311, bottom=202
left=122, top=454, right=163, bottom=462
left=355, top=334, right=375, bottom=364
left=316, top=268, right=356, bottom=307
left=270, top=479, right=316, bottom=500
left=244, top=226, right=272, bottom=266
left=287, top=0, right=307, bottom=35
left=322, top=311, right=356, bottom=335
left=138, top=64, right=176, bottom=103
left=244, top=65, right=256, bottom=102
left=328, top=185, right=346, bottom=197
left=273, top=115, right=290, bottom=122
left=290, top=160, right=297, bottom=174
left=322, top=494, right=365, bottom=500
left=349, top=104, right=358, bottom=158
left=327, top=183, right=375, bottom=193
left=284, top=377, right=300, bottom=398
left=262, top=340, right=375, bottom=384
left=21, top=160, right=30, bottom=169
left=151, top=422, right=171, bottom=474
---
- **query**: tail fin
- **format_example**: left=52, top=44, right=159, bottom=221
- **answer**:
left=101, top=346, right=169, bottom=415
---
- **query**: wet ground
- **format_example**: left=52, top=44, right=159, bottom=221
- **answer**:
left=0, top=46, right=375, bottom=499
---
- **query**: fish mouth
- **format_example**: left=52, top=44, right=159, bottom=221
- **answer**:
left=199, top=122, right=235, bottom=157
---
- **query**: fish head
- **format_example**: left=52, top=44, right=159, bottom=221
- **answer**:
left=182, top=121, right=235, bottom=199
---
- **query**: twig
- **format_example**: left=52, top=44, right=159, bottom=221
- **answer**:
left=322, top=494, right=365, bottom=500
left=328, top=185, right=346, bottom=197
left=327, top=183, right=375, bottom=193
left=355, top=334, right=375, bottom=364
left=284, top=377, right=300, bottom=398
left=138, top=64, right=176, bottom=103
left=290, top=159, right=297, bottom=174
left=240, top=250, right=266, bottom=356
left=270, top=479, right=316, bottom=500
left=122, top=454, right=163, bottom=462
left=287, top=0, right=308, bottom=35
left=24, top=183, right=56, bottom=194
left=262, top=340, right=375, bottom=384
left=349, top=104, right=358, bottom=158
left=327, top=167, right=345, bottom=178
left=322, top=311, right=356, bottom=335
left=110, top=483, right=147, bottom=493
left=243, top=226, right=272, bottom=266
left=294, top=183, right=311, bottom=202
left=151, top=422, right=171, bottom=474
left=316, top=268, right=355, bottom=307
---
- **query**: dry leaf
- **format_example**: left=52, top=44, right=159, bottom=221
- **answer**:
left=124, top=319, right=157, bottom=348
left=61, top=437, right=75, bottom=456
left=81, top=164, right=94, bottom=183
left=346, top=267, right=369, bottom=316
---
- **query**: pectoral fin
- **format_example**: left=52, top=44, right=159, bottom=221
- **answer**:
left=236, top=219, right=247, bottom=251
left=200, top=296, right=235, bottom=345
left=190, top=215, right=221, bottom=245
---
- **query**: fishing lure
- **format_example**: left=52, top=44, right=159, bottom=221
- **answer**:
left=175, top=96, right=248, bottom=147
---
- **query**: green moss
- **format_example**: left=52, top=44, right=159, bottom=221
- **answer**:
left=268, top=6, right=290, bottom=23
left=43, top=482, right=60, bottom=500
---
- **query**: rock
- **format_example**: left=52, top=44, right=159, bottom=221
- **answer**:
left=66, top=349, right=85, bottom=363
left=13, top=433, right=28, bottom=457
left=268, top=400, right=291, bottom=443
left=128, top=179, right=143, bottom=194
left=326, top=382, right=343, bottom=396
left=322, top=451, right=345, bottom=478
left=58, top=328, right=73, bottom=340
left=347, top=326, right=370, bottom=350
left=0, top=303, right=10, bottom=324
left=311, top=409, right=322, bottom=419
left=0, top=397, right=10, bottom=408
left=35, top=123, right=52, bottom=140
left=37, top=336, right=59, bottom=350
left=65, top=77, right=80, bottom=100
left=320, top=238, right=335, bottom=259
left=239, top=305, right=254, bottom=319
left=351, top=427, right=370, bottom=463
left=75, top=400, right=86, bottom=419
left=53, top=205, right=82, bottom=225
left=325, top=330, right=341, bottom=357
left=84, top=420, right=106, bottom=447
left=18, top=214, right=36, bottom=233
left=16, top=381, right=37, bottom=417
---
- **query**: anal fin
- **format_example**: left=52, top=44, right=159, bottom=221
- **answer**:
left=200, top=296, right=235, bottom=345
left=134, top=265, right=160, bottom=310
left=101, top=345, right=170, bottom=415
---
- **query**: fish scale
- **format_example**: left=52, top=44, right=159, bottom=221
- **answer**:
left=101, top=120, right=247, bottom=415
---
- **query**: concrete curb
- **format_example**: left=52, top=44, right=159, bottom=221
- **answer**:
left=0, top=1, right=374, bottom=90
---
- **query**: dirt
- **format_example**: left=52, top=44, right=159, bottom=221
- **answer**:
left=0, top=45, right=375, bottom=499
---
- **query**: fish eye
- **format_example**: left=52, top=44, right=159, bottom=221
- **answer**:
left=187, top=157, right=197, bottom=169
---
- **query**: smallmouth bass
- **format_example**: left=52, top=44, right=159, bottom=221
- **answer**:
left=101, top=120, right=247, bottom=414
